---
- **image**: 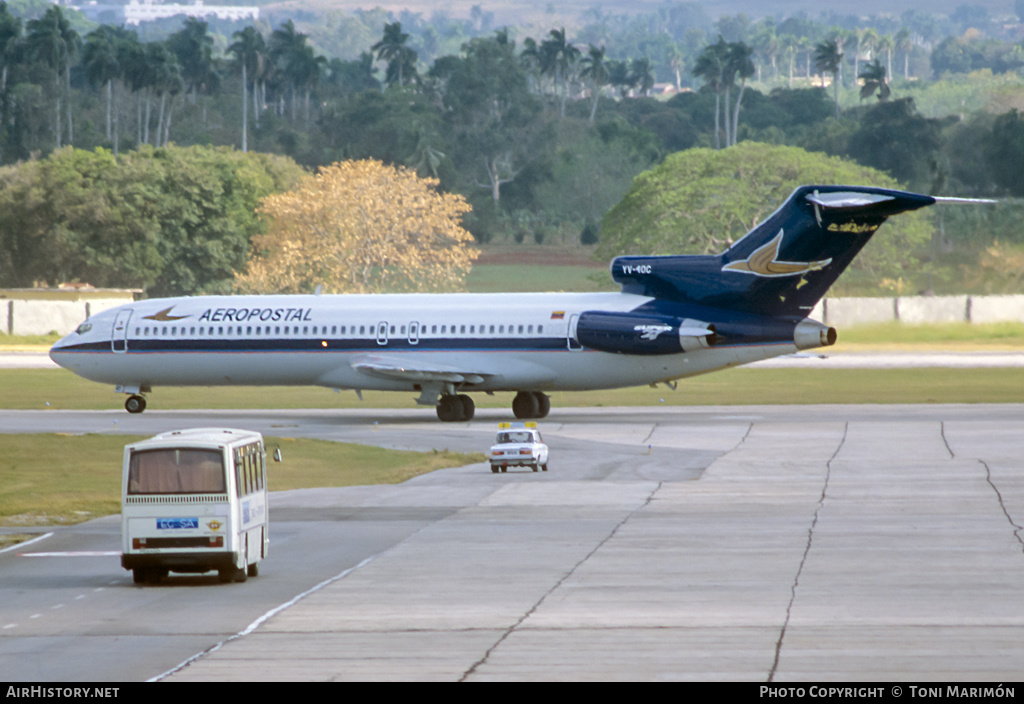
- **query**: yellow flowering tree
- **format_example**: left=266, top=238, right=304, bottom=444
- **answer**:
left=236, top=159, right=478, bottom=294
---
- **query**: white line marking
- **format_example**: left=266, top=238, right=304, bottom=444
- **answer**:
left=0, top=532, right=53, bottom=554
left=19, top=551, right=120, bottom=557
left=150, top=555, right=376, bottom=682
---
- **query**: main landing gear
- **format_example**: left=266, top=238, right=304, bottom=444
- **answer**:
left=436, top=394, right=475, bottom=422
left=125, top=394, right=147, bottom=414
left=434, top=391, right=551, bottom=422
left=513, top=391, right=550, bottom=420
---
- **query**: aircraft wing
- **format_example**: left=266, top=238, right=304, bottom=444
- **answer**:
left=350, top=355, right=489, bottom=385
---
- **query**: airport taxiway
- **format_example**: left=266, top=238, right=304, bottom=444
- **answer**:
left=1, top=404, right=1023, bottom=681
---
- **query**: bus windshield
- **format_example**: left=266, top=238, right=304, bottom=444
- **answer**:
left=128, top=448, right=226, bottom=494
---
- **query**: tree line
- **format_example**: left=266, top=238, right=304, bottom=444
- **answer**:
left=4, top=3, right=1024, bottom=296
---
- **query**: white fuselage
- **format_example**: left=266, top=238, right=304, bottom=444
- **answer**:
left=49, top=291, right=798, bottom=395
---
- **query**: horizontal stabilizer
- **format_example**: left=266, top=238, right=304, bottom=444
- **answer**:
left=805, top=191, right=896, bottom=210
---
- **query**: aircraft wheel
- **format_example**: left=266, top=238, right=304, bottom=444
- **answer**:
left=542, top=462, right=549, bottom=472
left=125, top=395, right=147, bottom=414
left=491, top=465, right=499, bottom=474
left=436, top=396, right=459, bottom=422
left=457, top=394, right=475, bottom=421
left=532, top=464, right=539, bottom=472
left=512, top=391, right=539, bottom=419
left=534, top=392, right=551, bottom=418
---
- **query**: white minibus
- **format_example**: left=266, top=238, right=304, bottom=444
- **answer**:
left=121, top=428, right=270, bottom=584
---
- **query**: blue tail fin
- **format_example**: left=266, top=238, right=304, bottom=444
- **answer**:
left=610, top=185, right=936, bottom=317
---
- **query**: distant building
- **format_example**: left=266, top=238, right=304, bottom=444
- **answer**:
left=72, top=0, right=259, bottom=26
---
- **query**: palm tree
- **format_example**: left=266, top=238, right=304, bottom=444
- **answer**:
left=858, top=58, right=890, bottom=101
left=580, top=44, right=608, bottom=125
left=372, top=21, right=417, bottom=87
left=146, top=43, right=182, bottom=147
left=629, top=57, right=655, bottom=97
left=751, top=20, right=778, bottom=83
left=728, top=42, right=755, bottom=146
left=167, top=18, right=216, bottom=108
left=291, top=43, right=326, bottom=128
left=26, top=6, right=78, bottom=148
left=813, top=37, right=843, bottom=118
left=229, top=26, right=267, bottom=152
left=895, top=28, right=913, bottom=79
left=606, top=59, right=633, bottom=97
left=779, top=33, right=797, bottom=87
left=271, top=20, right=316, bottom=120
left=667, top=44, right=685, bottom=92
left=876, top=34, right=895, bottom=80
left=0, top=3, right=21, bottom=98
left=693, top=38, right=728, bottom=149
left=540, top=28, right=580, bottom=117
left=82, top=27, right=121, bottom=143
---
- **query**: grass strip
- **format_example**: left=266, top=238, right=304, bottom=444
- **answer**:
left=0, top=433, right=484, bottom=532
left=4, top=365, right=1024, bottom=411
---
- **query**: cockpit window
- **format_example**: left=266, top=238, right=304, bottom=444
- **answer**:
left=74, top=322, right=92, bottom=335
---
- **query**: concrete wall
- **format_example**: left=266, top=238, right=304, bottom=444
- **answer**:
left=821, top=294, right=1024, bottom=326
left=2, top=295, right=135, bottom=336
left=7, top=293, right=1024, bottom=336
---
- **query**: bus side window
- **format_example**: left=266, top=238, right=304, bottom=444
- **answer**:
left=247, top=450, right=256, bottom=495
left=235, top=450, right=245, bottom=498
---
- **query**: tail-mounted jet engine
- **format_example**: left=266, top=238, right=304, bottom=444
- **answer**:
left=575, top=311, right=717, bottom=355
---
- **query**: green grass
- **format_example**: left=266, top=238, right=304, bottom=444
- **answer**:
left=6, top=363, right=1024, bottom=412
left=836, top=322, right=1024, bottom=349
left=0, top=433, right=484, bottom=530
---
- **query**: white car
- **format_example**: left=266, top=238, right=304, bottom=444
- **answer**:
left=490, top=422, right=549, bottom=473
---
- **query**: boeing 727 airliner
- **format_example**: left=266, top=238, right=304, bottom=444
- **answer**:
left=49, top=185, right=974, bottom=421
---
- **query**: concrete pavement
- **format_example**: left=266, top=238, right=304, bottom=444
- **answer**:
left=151, top=406, right=1024, bottom=681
